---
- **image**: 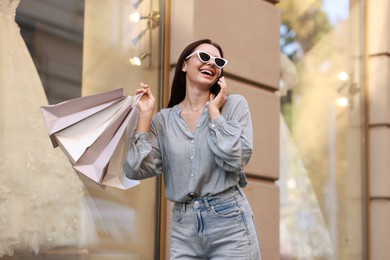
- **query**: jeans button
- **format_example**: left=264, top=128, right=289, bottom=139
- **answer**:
left=194, top=201, right=200, bottom=207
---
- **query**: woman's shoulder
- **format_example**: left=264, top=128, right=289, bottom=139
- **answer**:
left=221, top=94, right=250, bottom=116
left=227, top=93, right=247, bottom=101
left=226, top=94, right=249, bottom=107
left=153, top=106, right=177, bottom=121
left=158, top=106, right=176, bottom=115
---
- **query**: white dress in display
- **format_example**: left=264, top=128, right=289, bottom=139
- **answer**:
left=0, top=0, right=98, bottom=257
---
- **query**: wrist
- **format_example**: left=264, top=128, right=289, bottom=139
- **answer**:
left=136, top=116, right=152, bottom=132
left=139, top=109, right=155, bottom=117
left=208, top=108, right=220, bottom=121
left=136, top=110, right=154, bottom=132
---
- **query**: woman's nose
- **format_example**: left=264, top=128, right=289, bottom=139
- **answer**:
left=206, top=58, right=217, bottom=67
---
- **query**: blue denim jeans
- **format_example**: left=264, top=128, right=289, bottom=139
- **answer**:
left=170, top=186, right=262, bottom=259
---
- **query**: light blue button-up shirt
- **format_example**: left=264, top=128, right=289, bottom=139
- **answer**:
left=124, top=94, right=253, bottom=202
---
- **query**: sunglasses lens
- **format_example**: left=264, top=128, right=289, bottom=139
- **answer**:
left=214, top=58, right=226, bottom=68
left=198, top=51, right=211, bottom=62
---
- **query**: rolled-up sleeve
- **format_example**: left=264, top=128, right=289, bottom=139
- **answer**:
left=123, top=121, right=163, bottom=180
left=207, top=95, right=253, bottom=172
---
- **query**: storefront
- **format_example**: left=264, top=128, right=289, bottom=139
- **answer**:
left=277, top=0, right=367, bottom=259
left=5, top=0, right=390, bottom=259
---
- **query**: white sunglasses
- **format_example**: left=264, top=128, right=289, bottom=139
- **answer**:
left=185, top=50, right=228, bottom=69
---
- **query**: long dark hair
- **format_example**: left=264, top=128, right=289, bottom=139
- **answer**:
left=167, top=39, right=225, bottom=108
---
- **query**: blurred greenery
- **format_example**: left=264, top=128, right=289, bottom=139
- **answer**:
left=279, top=0, right=333, bottom=61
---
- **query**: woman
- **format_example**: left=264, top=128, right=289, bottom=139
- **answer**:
left=124, top=39, right=262, bottom=259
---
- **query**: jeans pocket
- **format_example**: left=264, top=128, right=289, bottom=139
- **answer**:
left=211, top=199, right=242, bottom=218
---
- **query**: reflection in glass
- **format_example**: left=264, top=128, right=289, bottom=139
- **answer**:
left=278, top=0, right=365, bottom=259
left=82, top=0, right=162, bottom=259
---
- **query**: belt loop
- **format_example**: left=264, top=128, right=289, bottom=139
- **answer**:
left=204, top=197, right=210, bottom=208
left=236, top=185, right=245, bottom=197
left=182, top=202, right=186, bottom=211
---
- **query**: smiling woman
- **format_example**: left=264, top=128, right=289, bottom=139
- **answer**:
left=124, top=39, right=262, bottom=259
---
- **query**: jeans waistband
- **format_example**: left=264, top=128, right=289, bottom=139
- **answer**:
left=175, top=185, right=244, bottom=211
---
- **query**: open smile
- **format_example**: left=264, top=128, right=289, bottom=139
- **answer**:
left=199, top=68, right=215, bottom=76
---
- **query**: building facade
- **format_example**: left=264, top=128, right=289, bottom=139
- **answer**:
left=6, top=0, right=390, bottom=259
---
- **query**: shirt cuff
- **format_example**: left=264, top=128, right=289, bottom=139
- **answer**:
left=209, top=115, right=225, bottom=130
left=134, top=132, right=151, bottom=141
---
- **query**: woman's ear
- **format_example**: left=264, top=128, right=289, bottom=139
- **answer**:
left=182, top=61, right=187, bottom=72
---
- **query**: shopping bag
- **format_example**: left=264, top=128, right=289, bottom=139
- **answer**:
left=41, top=88, right=124, bottom=148
left=102, top=105, right=140, bottom=189
left=53, top=96, right=132, bottom=164
left=41, top=88, right=141, bottom=190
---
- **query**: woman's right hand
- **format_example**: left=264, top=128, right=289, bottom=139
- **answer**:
left=135, top=82, right=156, bottom=132
left=135, top=82, right=156, bottom=116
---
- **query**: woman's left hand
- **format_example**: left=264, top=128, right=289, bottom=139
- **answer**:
left=208, top=76, right=228, bottom=121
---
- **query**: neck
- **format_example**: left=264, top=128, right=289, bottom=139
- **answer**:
left=182, top=99, right=208, bottom=112
left=181, top=92, right=209, bottom=112
left=181, top=81, right=212, bottom=111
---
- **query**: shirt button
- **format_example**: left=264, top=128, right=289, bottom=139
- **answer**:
left=211, top=124, right=215, bottom=128
left=191, top=174, right=194, bottom=177
left=191, top=140, right=194, bottom=144
left=190, top=156, right=194, bottom=160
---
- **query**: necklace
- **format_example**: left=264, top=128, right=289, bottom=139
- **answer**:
left=182, top=101, right=207, bottom=112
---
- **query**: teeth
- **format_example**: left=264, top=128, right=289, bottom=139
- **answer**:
left=200, top=70, right=213, bottom=76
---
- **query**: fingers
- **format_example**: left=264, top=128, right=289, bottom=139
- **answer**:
left=216, top=77, right=228, bottom=102
left=208, top=76, right=228, bottom=112
left=209, top=93, right=215, bottom=101
left=217, top=76, right=228, bottom=96
left=135, top=82, right=156, bottom=115
left=136, top=82, right=156, bottom=104
left=140, top=82, right=149, bottom=89
left=135, top=82, right=151, bottom=95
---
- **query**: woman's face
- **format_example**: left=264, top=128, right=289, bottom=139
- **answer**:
left=182, top=43, right=222, bottom=89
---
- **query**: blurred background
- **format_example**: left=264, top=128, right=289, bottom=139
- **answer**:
left=3, top=0, right=390, bottom=259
